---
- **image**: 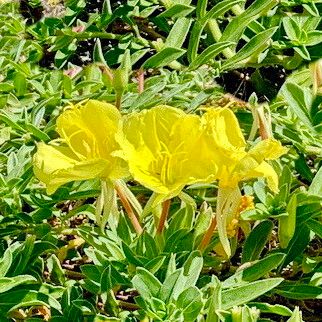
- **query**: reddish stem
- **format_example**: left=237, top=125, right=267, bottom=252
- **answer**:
left=115, top=185, right=143, bottom=235
left=137, top=69, right=144, bottom=94
left=157, top=199, right=171, bottom=234
left=199, top=216, right=217, bottom=252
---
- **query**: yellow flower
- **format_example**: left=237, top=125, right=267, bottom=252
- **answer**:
left=202, top=108, right=288, bottom=193
left=202, top=107, right=287, bottom=257
left=117, top=105, right=216, bottom=205
left=33, top=100, right=128, bottom=194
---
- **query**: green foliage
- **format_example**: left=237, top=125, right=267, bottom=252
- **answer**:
left=0, top=0, right=321, bottom=321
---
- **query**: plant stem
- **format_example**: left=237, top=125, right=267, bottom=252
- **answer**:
left=137, top=68, right=144, bottom=94
left=118, top=300, right=140, bottom=311
left=115, top=184, right=143, bottom=235
left=157, top=199, right=171, bottom=234
left=115, top=92, right=122, bottom=110
left=199, top=215, right=217, bottom=252
left=207, top=19, right=234, bottom=59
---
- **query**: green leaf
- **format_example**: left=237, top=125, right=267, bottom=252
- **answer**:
left=189, top=41, right=234, bottom=70
left=278, top=194, right=297, bottom=249
left=283, top=17, right=301, bottom=41
left=221, top=27, right=278, bottom=70
left=196, top=0, right=208, bottom=18
left=248, top=302, right=292, bottom=316
left=305, top=219, right=322, bottom=239
left=142, top=47, right=186, bottom=69
left=165, top=18, right=192, bottom=48
left=205, top=276, right=221, bottom=322
left=132, top=267, right=162, bottom=302
left=159, top=268, right=185, bottom=302
left=223, top=253, right=285, bottom=288
left=305, top=31, right=322, bottom=46
left=158, top=4, right=195, bottom=18
left=308, top=166, right=322, bottom=196
left=0, top=289, right=61, bottom=313
left=221, top=278, right=283, bottom=309
left=176, top=287, right=203, bottom=322
left=276, top=284, right=322, bottom=300
left=0, top=275, right=36, bottom=293
left=0, top=247, right=13, bottom=277
left=220, top=0, right=278, bottom=43
left=241, top=220, right=273, bottom=263
left=183, top=251, right=203, bottom=288
left=187, top=0, right=243, bottom=62
left=281, top=82, right=313, bottom=128
left=287, top=307, right=304, bottom=322
left=280, top=225, right=311, bottom=268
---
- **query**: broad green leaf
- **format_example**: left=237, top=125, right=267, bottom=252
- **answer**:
left=305, top=219, right=322, bottom=239
left=221, top=278, right=283, bottom=309
left=241, top=220, right=273, bottom=263
left=281, top=82, right=313, bottom=128
left=0, top=290, right=61, bottom=313
left=159, top=268, right=185, bottom=302
left=280, top=225, right=311, bottom=268
left=223, top=253, right=285, bottom=288
left=159, top=4, right=195, bottom=18
left=183, top=251, right=203, bottom=288
left=132, top=267, right=162, bottom=302
left=176, top=287, right=203, bottom=322
left=0, top=275, right=36, bottom=293
left=276, top=284, right=322, bottom=300
left=220, top=0, right=278, bottom=43
left=283, top=17, right=301, bottom=41
left=305, top=31, right=322, bottom=46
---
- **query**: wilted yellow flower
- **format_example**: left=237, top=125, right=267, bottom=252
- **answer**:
left=117, top=105, right=216, bottom=205
left=33, top=100, right=128, bottom=194
left=202, top=107, right=287, bottom=257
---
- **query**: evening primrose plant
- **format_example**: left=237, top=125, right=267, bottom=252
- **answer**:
left=33, top=101, right=287, bottom=257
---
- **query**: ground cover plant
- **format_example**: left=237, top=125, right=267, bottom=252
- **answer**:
left=0, top=0, right=322, bottom=321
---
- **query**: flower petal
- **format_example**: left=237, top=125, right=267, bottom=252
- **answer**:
left=57, top=100, right=122, bottom=160
left=202, top=107, right=246, bottom=150
left=33, top=142, right=111, bottom=194
left=247, top=139, right=288, bottom=162
left=118, top=105, right=215, bottom=199
left=243, top=161, right=279, bottom=193
left=56, top=100, right=128, bottom=180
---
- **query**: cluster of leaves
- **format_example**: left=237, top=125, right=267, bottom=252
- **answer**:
left=0, top=0, right=321, bottom=321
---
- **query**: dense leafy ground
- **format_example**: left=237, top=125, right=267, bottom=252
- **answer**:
left=0, top=0, right=322, bottom=321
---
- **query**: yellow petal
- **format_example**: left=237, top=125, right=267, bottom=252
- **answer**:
left=242, top=161, right=279, bottom=193
left=56, top=100, right=129, bottom=180
left=247, top=139, right=288, bottom=162
left=231, top=139, right=287, bottom=191
left=118, top=105, right=215, bottom=199
left=202, top=107, right=246, bottom=150
left=57, top=100, right=122, bottom=160
left=33, top=142, right=112, bottom=194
